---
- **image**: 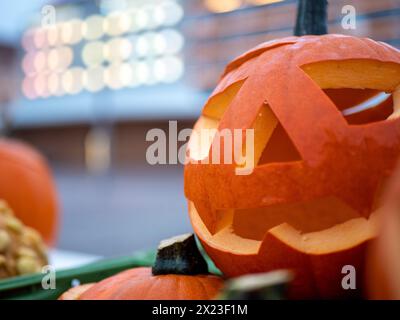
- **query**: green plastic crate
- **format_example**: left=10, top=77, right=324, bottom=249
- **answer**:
left=0, top=250, right=221, bottom=300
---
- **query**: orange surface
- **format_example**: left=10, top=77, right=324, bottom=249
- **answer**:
left=0, top=138, right=58, bottom=245
left=58, top=284, right=95, bottom=300
left=73, top=267, right=223, bottom=300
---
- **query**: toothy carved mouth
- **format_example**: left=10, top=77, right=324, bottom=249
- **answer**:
left=189, top=200, right=377, bottom=256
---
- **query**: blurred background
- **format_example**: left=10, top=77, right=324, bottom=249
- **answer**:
left=0, top=0, right=399, bottom=258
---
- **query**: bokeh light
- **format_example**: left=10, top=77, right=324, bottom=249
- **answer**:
left=33, top=51, right=47, bottom=73
left=104, top=11, right=131, bottom=36
left=119, top=62, right=134, bottom=87
left=47, top=73, right=63, bottom=96
left=22, top=52, right=36, bottom=76
left=246, top=0, right=283, bottom=4
left=131, top=60, right=151, bottom=86
left=34, top=73, right=49, bottom=98
left=104, top=62, right=124, bottom=90
left=135, top=34, right=150, bottom=58
left=161, top=0, right=184, bottom=26
left=159, top=29, right=184, bottom=55
left=60, top=19, right=83, bottom=45
left=34, top=28, right=47, bottom=49
left=22, top=29, right=36, bottom=52
left=128, top=8, right=149, bottom=32
left=22, top=77, right=37, bottom=100
left=154, top=55, right=184, bottom=83
left=84, top=66, right=106, bottom=92
left=82, top=41, right=105, bottom=66
left=62, top=67, right=84, bottom=95
left=83, top=15, right=105, bottom=40
left=104, top=37, right=132, bottom=62
left=47, top=48, right=59, bottom=71
left=204, top=0, right=242, bottom=13
left=58, top=46, right=74, bottom=70
left=141, top=5, right=160, bottom=30
left=47, top=25, right=60, bottom=47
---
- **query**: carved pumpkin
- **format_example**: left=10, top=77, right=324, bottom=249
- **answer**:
left=184, top=35, right=400, bottom=299
left=0, top=139, right=58, bottom=245
left=366, top=162, right=400, bottom=299
left=59, top=234, right=224, bottom=300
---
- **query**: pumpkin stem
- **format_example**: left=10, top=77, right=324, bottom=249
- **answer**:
left=152, top=233, right=209, bottom=276
left=219, top=270, right=292, bottom=300
left=294, top=0, right=328, bottom=36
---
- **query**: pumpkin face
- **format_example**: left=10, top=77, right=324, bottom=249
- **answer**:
left=184, top=35, right=400, bottom=299
left=0, top=139, right=58, bottom=245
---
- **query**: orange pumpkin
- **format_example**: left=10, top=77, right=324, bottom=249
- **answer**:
left=366, top=162, right=400, bottom=299
left=59, top=234, right=224, bottom=300
left=184, top=35, right=400, bottom=299
left=0, top=138, right=58, bottom=245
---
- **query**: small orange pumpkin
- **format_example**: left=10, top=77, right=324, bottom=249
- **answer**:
left=184, top=34, right=400, bottom=299
left=59, top=234, right=224, bottom=300
left=0, top=139, right=58, bottom=245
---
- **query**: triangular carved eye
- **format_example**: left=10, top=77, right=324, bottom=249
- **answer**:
left=324, top=88, right=393, bottom=125
left=257, top=123, right=302, bottom=166
left=246, top=103, right=302, bottom=167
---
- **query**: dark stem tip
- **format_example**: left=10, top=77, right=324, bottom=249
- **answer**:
left=152, top=233, right=209, bottom=276
left=294, top=0, right=328, bottom=36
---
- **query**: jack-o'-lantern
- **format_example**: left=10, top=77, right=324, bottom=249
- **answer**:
left=184, top=34, right=400, bottom=299
left=0, top=139, right=58, bottom=245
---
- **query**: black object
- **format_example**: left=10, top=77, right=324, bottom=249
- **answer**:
left=152, top=233, right=209, bottom=276
left=294, top=0, right=328, bottom=36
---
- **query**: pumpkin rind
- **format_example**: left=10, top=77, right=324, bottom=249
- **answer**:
left=77, top=267, right=223, bottom=300
left=58, top=284, right=95, bottom=300
left=184, top=35, right=400, bottom=299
